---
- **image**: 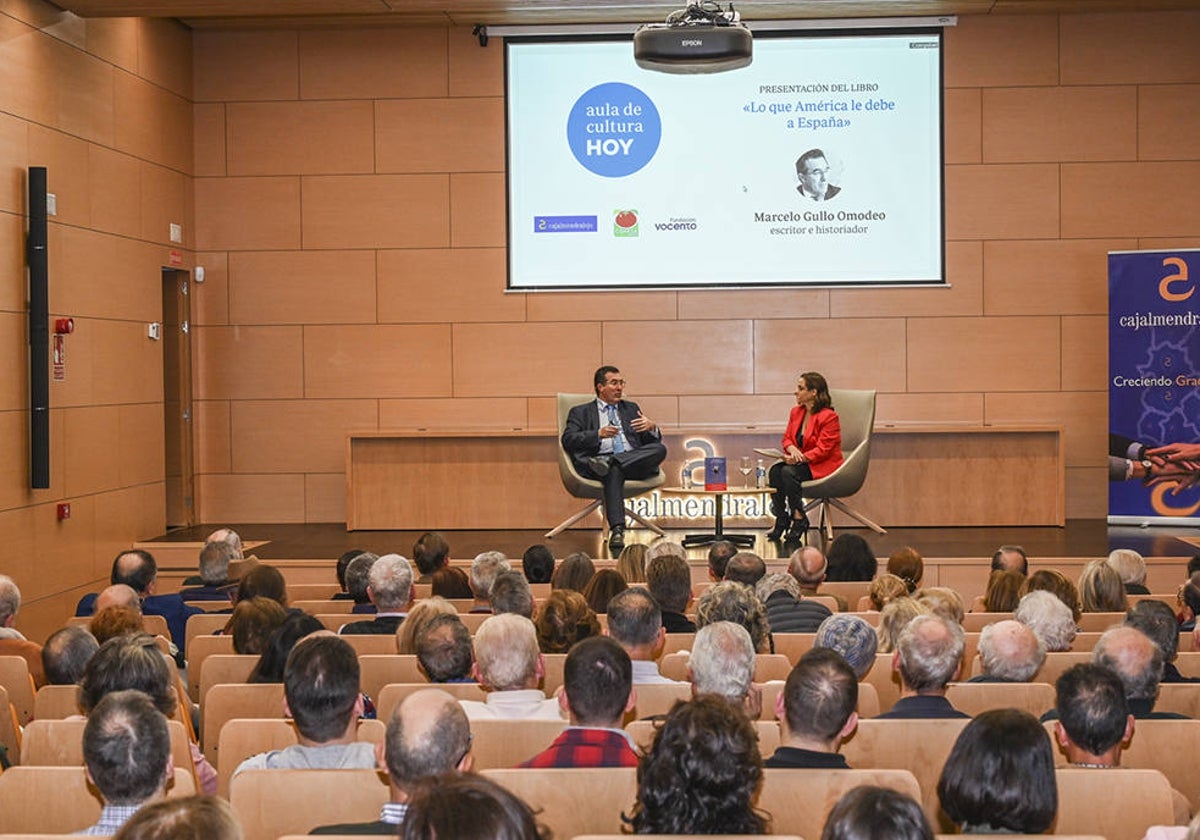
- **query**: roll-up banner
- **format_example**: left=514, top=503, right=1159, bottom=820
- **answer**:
left=1108, top=249, right=1200, bottom=525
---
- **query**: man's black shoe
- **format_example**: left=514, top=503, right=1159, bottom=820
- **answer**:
left=586, top=455, right=612, bottom=477
left=608, top=526, right=625, bottom=552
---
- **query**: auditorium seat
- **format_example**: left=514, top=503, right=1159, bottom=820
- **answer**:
left=759, top=768, right=921, bottom=838
left=818, top=582, right=873, bottom=607
left=184, top=614, right=229, bottom=657
left=575, top=836, right=802, bottom=840
left=186, top=634, right=235, bottom=698
left=624, top=682, right=692, bottom=721
left=1152, top=683, right=1200, bottom=718
left=0, top=767, right=195, bottom=833
left=625, top=719, right=781, bottom=756
left=201, top=682, right=285, bottom=765
left=1033, top=652, right=1092, bottom=687
left=20, top=718, right=196, bottom=787
left=961, top=612, right=1010, bottom=632
left=459, top=612, right=491, bottom=634
left=216, top=718, right=383, bottom=797
left=0, top=656, right=36, bottom=725
left=197, top=654, right=257, bottom=704
left=483, top=767, right=637, bottom=839
left=32, top=684, right=81, bottom=720
left=285, top=583, right=340, bottom=601
left=291, top=599, right=354, bottom=614
left=861, top=652, right=903, bottom=713
left=771, top=633, right=817, bottom=665
left=0, top=685, right=18, bottom=766
left=470, top=718, right=568, bottom=769
left=658, top=652, right=792, bottom=683
left=944, top=681, right=1056, bottom=718
left=1076, top=612, right=1127, bottom=632
left=230, top=768, right=388, bottom=840
left=1172, top=651, right=1200, bottom=678
left=376, top=682, right=486, bottom=719
left=1054, top=767, right=1174, bottom=840
left=358, top=655, right=428, bottom=701
left=660, top=633, right=696, bottom=657
left=542, top=653, right=567, bottom=695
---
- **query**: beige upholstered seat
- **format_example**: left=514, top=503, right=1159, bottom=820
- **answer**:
left=357, top=655, right=428, bottom=701
left=771, top=633, right=818, bottom=664
left=483, top=767, right=638, bottom=840
left=376, top=682, right=486, bottom=719
left=544, top=393, right=666, bottom=541
left=860, top=652, right=903, bottom=713
left=469, top=718, right=569, bottom=770
left=658, top=652, right=792, bottom=683
left=0, top=685, right=18, bottom=766
left=0, top=767, right=195, bottom=834
left=625, top=718, right=782, bottom=756
left=0, top=656, right=37, bottom=725
left=624, top=682, right=692, bottom=721
left=184, top=614, right=229, bottom=657
left=1054, top=767, right=1174, bottom=840
left=759, top=768, right=920, bottom=838
left=201, top=682, right=286, bottom=764
left=229, top=768, right=389, bottom=840
left=944, top=681, right=1056, bottom=718
left=33, top=684, right=82, bottom=720
left=197, top=654, right=257, bottom=704
left=186, top=633, right=235, bottom=698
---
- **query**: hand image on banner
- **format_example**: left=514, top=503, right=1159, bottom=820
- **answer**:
left=1108, top=250, right=1200, bottom=524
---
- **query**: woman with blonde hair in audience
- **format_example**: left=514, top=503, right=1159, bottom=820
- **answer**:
left=616, top=543, right=649, bottom=584
left=876, top=597, right=931, bottom=654
left=533, top=589, right=601, bottom=654
left=886, top=547, right=924, bottom=594
left=397, top=596, right=458, bottom=654
left=1079, top=558, right=1129, bottom=613
left=983, top=569, right=1025, bottom=613
left=868, top=574, right=909, bottom=612
left=915, top=587, right=965, bottom=624
left=1024, top=568, right=1082, bottom=622
left=583, top=568, right=628, bottom=614
left=550, top=552, right=595, bottom=593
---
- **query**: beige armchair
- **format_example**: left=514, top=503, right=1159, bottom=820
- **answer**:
left=799, top=388, right=886, bottom=539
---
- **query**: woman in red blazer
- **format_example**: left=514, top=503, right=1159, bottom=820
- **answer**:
left=767, top=371, right=844, bottom=542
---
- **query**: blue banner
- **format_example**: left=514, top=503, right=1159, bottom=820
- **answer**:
left=1108, top=249, right=1200, bottom=524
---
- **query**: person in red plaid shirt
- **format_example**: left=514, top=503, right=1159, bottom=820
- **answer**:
left=518, top=636, right=639, bottom=768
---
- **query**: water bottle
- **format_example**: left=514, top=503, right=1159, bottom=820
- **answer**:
left=755, top=458, right=766, bottom=489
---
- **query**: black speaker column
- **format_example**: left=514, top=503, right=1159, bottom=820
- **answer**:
left=28, top=166, right=49, bottom=489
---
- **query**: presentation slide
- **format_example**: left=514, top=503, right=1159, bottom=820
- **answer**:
left=505, top=30, right=944, bottom=291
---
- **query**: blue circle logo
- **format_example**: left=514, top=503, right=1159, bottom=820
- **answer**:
left=566, top=82, right=661, bottom=178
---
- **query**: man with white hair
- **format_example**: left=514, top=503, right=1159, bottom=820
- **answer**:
left=469, top=551, right=511, bottom=614
left=876, top=614, right=969, bottom=719
left=968, top=619, right=1045, bottom=682
left=340, top=554, right=413, bottom=635
left=179, top=540, right=238, bottom=600
left=1015, top=590, right=1077, bottom=652
left=1107, top=549, right=1150, bottom=595
left=688, top=621, right=761, bottom=719
left=0, top=574, right=44, bottom=685
left=459, top=614, right=564, bottom=720
left=206, top=527, right=244, bottom=558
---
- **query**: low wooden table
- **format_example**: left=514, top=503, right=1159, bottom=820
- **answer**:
left=658, top=486, right=770, bottom=548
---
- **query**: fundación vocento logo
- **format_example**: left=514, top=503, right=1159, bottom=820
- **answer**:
left=613, top=209, right=639, bottom=237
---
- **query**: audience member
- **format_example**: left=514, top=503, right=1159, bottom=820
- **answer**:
left=519, top=636, right=638, bottom=767
left=970, top=619, right=1045, bottom=682
left=914, top=586, right=965, bottom=624
left=332, top=549, right=370, bottom=600
left=521, top=544, right=555, bottom=584
left=248, top=613, right=325, bottom=683
left=1024, top=568, right=1083, bottom=621
left=696, top=580, right=772, bottom=653
left=1108, top=549, right=1150, bottom=595
left=868, top=573, right=909, bottom=611
left=877, top=614, right=968, bottom=719
left=937, top=709, right=1057, bottom=834
left=235, top=635, right=374, bottom=775
left=234, top=563, right=288, bottom=609
left=707, top=540, right=739, bottom=581
left=983, top=569, right=1025, bottom=613
left=412, top=532, right=450, bottom=583
left=42, top=624, right=99, bottom=685
left=1080, top=559, right=1129, bottom=613
left=95, top=583, right=141, bottom=613
left=825, top=533, right=877, bottom=581
left=490, top=571, right=535, bottom=618
left=629, top=695, right=767, bottom=835
left=886, top=547, right=924, bottom=594
left=91, top=605, right=147, bottom=645
left=80, top=690, right=174, bottom=835
left=344, top=553, right=379, bottom=613
left=1181, top=572, right=1200, bottom=631
left=111, top=795, right=242, bottom=840
left=460, top=614, right=562, bottom=720
left=533, top=589, right=601, bottom=654
left=1091, top=625, right=1185, bottom=719
left=1053, top=663, right=1134, bottom=764
left=582, top=568, right=629, bottom=614
left=340, top=554, right=413, bottom=635
left=646, top=540, right=686, bottom=562
left=606, top=587, right=678, bottom=685
left=688, top=621, right=761, bottom=719
left=1127, top=599, right=1198, bottom=683
left=469, top=551, right=512, bottom=613
left=724, top=551, right=767, bottom=587
left=991, top=545, right=1030, bottom=576
left=396, top=597, right=457, bottom=655
left=430, top=566, right=473, bottom=600
left=645, top=553, right=695, bottom=633
left=178, top=541, right=237, bottom=601
left=311, top=689, right=473, bottom=833
left=224, top=596, right=287, bottom=655
left=551, top=552, right=595, bottom=592
left=821, top=786, right=933, bottom=840
left=756, top=571, right=831, bottom=632
left=789, top=545, right=846, bottom=609
left=1014, top=590, right=1077, bottom=652
left=876, top=597, right=931, bottom=654
left=400, top=772, right=547, bottom=840
left=415, top=614, right=475, bottom=683
left=76, top=550, right=201, bottom=651
left=616, top=543, right=649, bottom=584
left=765, top=648, right=858, bottom=768
left=205, top=528, right=245, bottom=560
left=814, top=614, right=878, bottom=680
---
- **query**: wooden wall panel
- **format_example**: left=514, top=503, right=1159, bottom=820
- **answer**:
left=197, top=474, right=306, bottom=523
left=0, top=212, right=27, bottom=311
left=303, top=325, right=453, bottom=399
left=193, top=103, right=226, bottom=177
left=829, top=241, right=983, bottom=318
left=606, top=320, right=755, bottom=397
left=51, top=226, right=164, bottom=321
left=986, top=391, right=1106, bottom=468
left=297, top=27, right=448, bottom=100
left=26, top=126, right=91, bottom=229
left=1138, top=85, right=1200, bottom=161
left=375, top=98, right=504, bottom=174
left=1059, top=12, right=1200, bottom=85
left=137, top=18, right=192, bottom=100
left=982, top=86, right=1137, bottom=163
left=1061, top=162, right=1200, bottom=238
left=529, top=290, right=677, bottom=323
left=193, top=399, right=231, bottom=475
left=754, top=318, right=908, bottom=393
left=228, top=250, right=377, bottom=325
left=231, top=399, right=377, bottom=473
left=113, top=69, right=192, bottom=173
left=452, top=323, right=601, bottom=398
left=193, top=30, right=299, bottom=102
left=907, top=316, right=1061, bottom=393
left=983, top=239, right=1133, bottom=316
left=378, top=397, right=527, bottom=430
left=85, top=17, right=138, bottom=75
left=448, top=26, right=502, bottom=98
left=304, top=473, right=345, bottom=523
left=944, top=88, right=981, bottom=164
left=195, top=326, right=305, bottom=400
left=376, top=248, right=520, bottom=324
left=86, top=144, right=141, bottom=238
left=943, top=14, right=1059, bottom=88
left=226, top=101, right=375, bottom=176
left=139, top=160, right=188, bottom=246
left=678, top=287, right=825, bottom=321
left=194, top=176, right=302, bottom=250
left=300, top=174, right=449, bottom=250
left=0, top=113, right=28, bottom=214
left=192, top=251, right=229, bottom=326
left=1060, top=316, right=1107, bottom=393
left=945, top=164, right=1060, bottom=240
left=449, top=172, right=505, bottom=247
left=119, top=403, right=165, bottom=487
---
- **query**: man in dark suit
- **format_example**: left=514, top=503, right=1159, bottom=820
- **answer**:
left=339, top=554, right=412, bottom=635
left=562, top=365, right=667, bottom=552
left=876, top=614, right=970, bottom=719
left=796, top=148, right=841, bottom=201
left=74, top=549, right=201, bottom=653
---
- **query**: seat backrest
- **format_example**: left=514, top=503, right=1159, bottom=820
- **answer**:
left=1077, top=612, right=1127, bottom=632
left=185, top=613, right=230, bottom=658
left=661, top=633, right=696, bottom=657
left=198, top=654, right=258, bottom=704
left=186, top=634, right=235, bottom=697
left=759, top=768, right=920, bottom=839
left=68, top=613, right=171, bottom=640
left=944, top=681, right=1056, bottom=718
left=625, top=682, right=692, bottom=722
left=1153, top=682, right=1200, bottom=718
left=1054, top=767, right=1174, bottom=840
left=201, top=682, right=286, bottom=765
left=0, top=767, right=195, bottom=833
left=806, top=390, right=875, bottom=498
left=0, top=656, right=36, bottom=725
left=230, top=768, right=389, bottom=840
left=376, top=682, right=486, bottom=720
left=358, top=655, right=428, bottom=701
left=34, top=684, right=83, bottom=719
left=483, top=767, right=637, bottom=839
left=216, top=718, right=383, bottom=797
left=860, top=652, right=903, bottom=713
left=470, top=718, right=568, bottom=770
left=624, top=719, right=781, bottom=756
left=839, top=718, right=972, bottom=826
left=542, top=653, right=568, bottom=695
left=961, top=612, right=1011, bottom=632
left=286, top=583, right=340, bottom=601
left=1099, top=718, right=1200, bottom=814
left=771, top=633, right=817, bottom=665
left=0, top=685, right=17, bottom=766
left=292, top=599, right=355, bottom=614
left=1034, top=652, right=1094, bottom=686
left=21, top=718, right=194, bottom=784
left=556, top=393, right=596, bottom=486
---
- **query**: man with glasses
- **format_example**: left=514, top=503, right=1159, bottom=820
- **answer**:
left=563, top=365, right=667, bottom=552
left=796, top=148, right=840, bottom=201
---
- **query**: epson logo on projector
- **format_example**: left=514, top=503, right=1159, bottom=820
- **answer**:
left=681, top=39, right=703, bottom=46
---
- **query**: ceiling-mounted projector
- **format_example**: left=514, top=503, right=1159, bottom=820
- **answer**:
left=634, top=2, right=752, bottom=74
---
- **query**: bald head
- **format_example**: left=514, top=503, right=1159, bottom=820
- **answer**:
left=978, top=620, right=1045, bottom=682
left=896, top=614, right=964, bottom=693
left=206, top=528, right=244, bottom=558
left=789, top=546, right=827, bottom=589
left=1093, top=625, right=1164, bottom=702
left=96, top=584, right=141, bottom=613
left=991, top=546, right=1029, bottom=576
left=386, top=689, right=472, bottom=788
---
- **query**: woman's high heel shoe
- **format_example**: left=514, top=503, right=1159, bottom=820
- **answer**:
left=766, top=500, right=790, bottom=541
left=783, top=514, right=810, bottom=544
